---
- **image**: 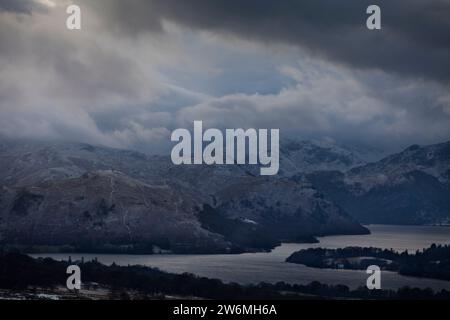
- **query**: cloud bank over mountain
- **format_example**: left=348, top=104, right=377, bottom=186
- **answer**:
left=0, top=0, right=449, bottom=153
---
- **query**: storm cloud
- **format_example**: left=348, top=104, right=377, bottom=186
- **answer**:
left=84, top=0, right=450, bottom=83
left=0, top=0, right=48, bottom=14
left=0, top=0, right=449, bottom=153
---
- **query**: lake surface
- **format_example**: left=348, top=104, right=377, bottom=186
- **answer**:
left=33, top=225, right=450, bottom=291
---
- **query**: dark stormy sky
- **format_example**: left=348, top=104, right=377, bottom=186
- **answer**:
left=1, top=0, right=449, bottom=153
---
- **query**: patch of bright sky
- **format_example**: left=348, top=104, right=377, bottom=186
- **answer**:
left=156, top=21, right=300, bottom=98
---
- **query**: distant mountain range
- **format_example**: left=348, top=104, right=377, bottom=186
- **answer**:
left=306, top=142, right=450, bottom=224
left=0, top=137, right=448, bottom=253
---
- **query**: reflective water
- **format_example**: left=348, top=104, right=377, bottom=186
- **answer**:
left=33, top=225, right=450, bottom=290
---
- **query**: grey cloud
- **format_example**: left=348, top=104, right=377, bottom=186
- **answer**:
left=0, top=0, right=46, bottom=14
left=0, top=4, right=177, bottom=152
left=176, top=63, right=450, bottom=151
left=84, top=0, right=450, bottom=83
left=0, top=0, right=449, bottom=154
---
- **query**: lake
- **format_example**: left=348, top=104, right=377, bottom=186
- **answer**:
left=32, top=224, right=450, bottom=291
